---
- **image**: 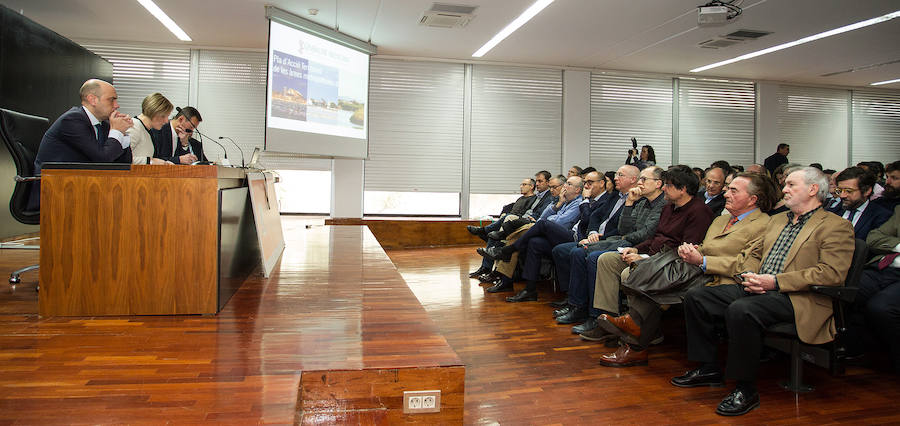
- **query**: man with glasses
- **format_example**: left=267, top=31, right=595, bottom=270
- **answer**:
left=468, top=178, right=538, bottom=279
left=700, top=167, right=727, bottom=216
left=468, top=171, right=553, bottom=242
left=153, top=106, right=204, bottom=165
left=827, top=166, right=891, bottom=240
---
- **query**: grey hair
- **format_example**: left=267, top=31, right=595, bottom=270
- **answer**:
left=568, top=176, right=584, bottom=192
left=787, top=166, right=830, bottom=202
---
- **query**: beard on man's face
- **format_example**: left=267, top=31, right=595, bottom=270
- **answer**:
left=883, top=184, right=900, bottom=199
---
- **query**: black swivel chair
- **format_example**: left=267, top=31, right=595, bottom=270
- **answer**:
left=0, top=108, right=49, bottom=285
left=763, top=238, right=868, bottom=392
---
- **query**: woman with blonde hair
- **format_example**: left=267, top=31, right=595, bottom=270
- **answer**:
left=127, top=92, right=173, bottom=164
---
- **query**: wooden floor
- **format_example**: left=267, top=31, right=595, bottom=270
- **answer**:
left=2, top=218, right=900, bottom=424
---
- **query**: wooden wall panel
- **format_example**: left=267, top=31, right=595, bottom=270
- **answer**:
left=327, top=218, right=486, bottom=249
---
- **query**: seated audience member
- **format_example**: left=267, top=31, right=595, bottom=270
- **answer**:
left=824, top=169, right=840, bottom=209
left=858, top=161, right=886, bottom=199
left=554, top=166, right=665, bottom=329
left=596, top=172, right=776, bottom=366
left=746, top=163, right=769, bottom=178
left=468, top=171, right=552, bottom=240
left=478, top=175, right=589, bottom=301
left=626, top=145, right=656, bottom=170
left=856, top=206, right=900, bottom=373
left=692, top=167, right=706, bottom=190
left=580, top=166, right=597, bottom=177
left=582, top=170, right=714, bottom=342
left=710, top=160, right=732, bottom=177
left=764, top=143, right=789, bottom=176
left=827, top=167, right=891, bottom=240
left=873, top=161, right=900, bottom=211
left=480, top=175, right=565, bottom=290
left=673, top=167, right=853, bottom=416
left=767, top=163, right=802, bottom=215
left=127, top=93, right=174, bottom=165
left=809, top=162, right=824, bottom=171
left=34, top=79, right=133, bottom=176
left=154, top=107, right=204, bottom=165
left=772, top=162, right=792, bottom=188
left=568, top=165, right=583, bottom=178
left=699, top=167, right=727, bottom=216
left=731, top=165, right=744, bottom=172
left=468, top=178, right=537, bottom=278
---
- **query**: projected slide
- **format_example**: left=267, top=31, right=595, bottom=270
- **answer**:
left=267, top=21, right=368, bottom=140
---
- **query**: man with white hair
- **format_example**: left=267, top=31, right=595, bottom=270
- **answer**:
left=672, top=167, right=854, bottom=417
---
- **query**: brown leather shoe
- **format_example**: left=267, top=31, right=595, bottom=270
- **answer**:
left=598, top=344, right=648, bottom=367
left=598, top=313, right=642, bottom=340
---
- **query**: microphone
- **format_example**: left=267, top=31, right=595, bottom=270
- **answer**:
left=194, top=129, right=230, bottom=166
left=218, top=136, right=245, bottom=168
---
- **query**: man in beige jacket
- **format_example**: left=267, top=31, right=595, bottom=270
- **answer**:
left=671, top=167, right=854, bottom=417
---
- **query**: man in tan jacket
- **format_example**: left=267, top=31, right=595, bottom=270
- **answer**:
left=596, top=172, right=777, bottom=367
left=671, top=167, right=854, bottom=417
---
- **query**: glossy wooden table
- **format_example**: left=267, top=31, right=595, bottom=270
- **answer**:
left=38, top=165, right=258, bottom=316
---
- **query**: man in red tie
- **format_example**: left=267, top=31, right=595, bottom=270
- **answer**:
left=856, top=205, right=900, bottom=373
left=596, top=172, right=776, bottom=367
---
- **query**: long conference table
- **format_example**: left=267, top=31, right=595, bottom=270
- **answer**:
left=38, top=164, right=261, bottom=316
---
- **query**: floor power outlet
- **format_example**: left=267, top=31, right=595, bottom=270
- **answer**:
left=403, top=390, right=441, bottom=413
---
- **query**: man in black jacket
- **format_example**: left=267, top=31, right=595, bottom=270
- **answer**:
left=153, top=107, right=205, bottom=165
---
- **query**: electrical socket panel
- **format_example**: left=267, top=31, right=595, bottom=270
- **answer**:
left=403, top=390, right=441, bottom=414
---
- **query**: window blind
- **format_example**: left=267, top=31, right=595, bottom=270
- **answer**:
left=677, top=78, right=755, bottom=169
left=469, top=65, right=562, bottom=193
left=777, top=85, right=849, bottom=168
left=590, top=74, right=672, bottom=173
left=365, top=59, right=465, bottom=192
left=77, top=40, right=190, bottom=117
left=851, top=89, right=900, bottom=165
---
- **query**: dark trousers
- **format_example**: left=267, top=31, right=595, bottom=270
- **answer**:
left=856, top=266, right=900, bottom=372
left=683, top=284, right=794, bottom=382
left=514, top=220, right=575, bottom=290
left=480, top=238, right=503, bottom=270
left=552, top=242, right=579, bottom=293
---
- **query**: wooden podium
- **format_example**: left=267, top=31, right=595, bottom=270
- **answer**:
left=39, top=165, right=260, bottom=316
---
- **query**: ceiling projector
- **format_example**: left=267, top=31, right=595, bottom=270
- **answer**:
left=698, top=5, right=730, bottom=25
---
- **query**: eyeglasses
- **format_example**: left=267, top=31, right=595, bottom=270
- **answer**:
left=833, top=188, right=859, bottom=195
left=584, top=179, right=598, bottom=184
left=549, top=184, right=562, bottom=189
left=638, top=177, right=660, bottom=183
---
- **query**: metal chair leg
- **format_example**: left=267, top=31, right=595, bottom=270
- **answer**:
left=779, top=338, right=814, bottom=392
left=9, top=264, right=39, bottom=285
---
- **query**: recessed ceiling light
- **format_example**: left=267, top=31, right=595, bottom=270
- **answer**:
left=135, top=0, right=192, bottom=42
left=691, top=9, right=900, bottom=73
left=871, top=78, right=900, bottom=86
left=472, top=0, right=554, bottom=58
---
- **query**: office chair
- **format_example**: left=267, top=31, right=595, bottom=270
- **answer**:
left=0, top=108, right=48, bottom=285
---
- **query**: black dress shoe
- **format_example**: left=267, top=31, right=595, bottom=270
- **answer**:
left=715, top=388, right=759, bottom=416
left=477, top=246, right=512, bottom=261
left=548, top=298, right=568, bottom=308
left=487, top=230, right=505, bottom=241
left=506, top=289, right=537, bottom=302
left=486, top=280, right=514, bottom=293
left=670, top=368, right=725, bottom=388
left=556, top=306, right=588, bottom=324
left=553, top=305, right=574, bottom=318
left=469, top=266, right=489, bottom=278
left=477, top=271, right=499, bottom=283
left=467, top=225, right=486, bottom=236
left=572, top=317, right=599, bottom=335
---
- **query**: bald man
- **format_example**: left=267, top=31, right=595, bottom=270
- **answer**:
left=34, top=79, right=134, bottom=175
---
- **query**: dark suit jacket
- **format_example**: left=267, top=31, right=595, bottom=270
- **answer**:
left=827, top=201, right=892, bottom=241
left=764, top=152, right=788, bottom=175
left=153, top=122, right=206, bottom=164
left=524, top=190, right=555, bottom=220
left=698, top=190, right=726, bottom=216
left=585, top=191, right=623, bottom=238
left=575, top=191, right=613, bottom=241
left=34, top=106, right=132, bottom=174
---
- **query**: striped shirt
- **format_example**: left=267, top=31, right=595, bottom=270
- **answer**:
left=759, top=207, right=820, bottom=275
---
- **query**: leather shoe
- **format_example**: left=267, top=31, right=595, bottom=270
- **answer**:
left=597, top=313, right=642, bottom=340
left=467, top=225, right=488, bottom=241
left=487, top=230, right=506, bottom=241
left=547, top=298, right=568, bottom=309
left=579, top=327, right=615, bottom=342
left=670, top=368, right=724, bottom=388
left=486, top=280, right=513, bottom=293
left=572, top=317, right=599, bottom=335
left=556, top=306, right=588, bottom=324
left=598, top=344, right=648, bottom=367
left=715, top=388, right=760, bottom=416
left=506, top=289, right=537, bottom=302
left=477, top=246, right=512, bottom=261
left=477, top=271, right=498, bottom=283
left=553, top=305, right=574, bottom=318
left=469, top=266, right=489, bottom=278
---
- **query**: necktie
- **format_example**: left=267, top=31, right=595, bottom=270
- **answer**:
left=94, top=123, right=103, bottom=144
left=723, top=216, right=739, bottom=232
left=878, top=253, right=899, bottom=270
left=847, top=209, right=858, bottom=223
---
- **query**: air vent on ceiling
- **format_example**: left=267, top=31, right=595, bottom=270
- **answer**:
left=725, top=29, right=772, bottom=40
left=698, top=37, right=743, bottom=49
left=420, top=3, right=477, bottom=28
